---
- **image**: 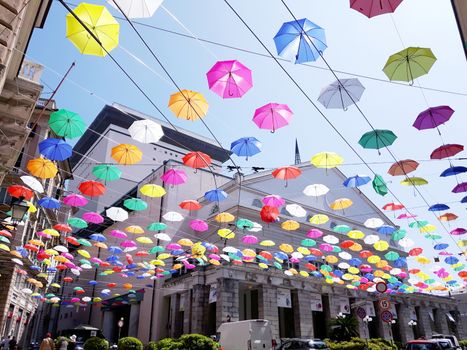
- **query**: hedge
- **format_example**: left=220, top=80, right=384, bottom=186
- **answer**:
left=146, top=334, right=219, bottom=350
left=84, top=337, right=109, bottom=350
left=118, top=337, right=143, bottom=350
left=326, top=338, right=398, bottom=350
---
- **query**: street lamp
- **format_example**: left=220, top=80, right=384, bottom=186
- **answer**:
left=337, top=312, right=346, bottom=319
left=408, top=320, right=417, bottom=338
left=362, top=315, right=372, bottom=348
left=10, top=201, right=28, bottom=223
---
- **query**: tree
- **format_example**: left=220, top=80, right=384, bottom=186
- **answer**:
left=329, top=315, right=359, bottom=341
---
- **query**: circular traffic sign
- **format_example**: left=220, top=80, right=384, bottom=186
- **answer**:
left=378, top=298, right=391, bottom=310
left=118, top=320, right=124, bottom=328
left=356, top=307, right=367, bottom=319
left=381, top=310, right=393, bottom=323
left=376, top=281, right=388, bottom=293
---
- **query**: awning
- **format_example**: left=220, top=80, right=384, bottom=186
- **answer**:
left=447, top=312, right=456, bottom=322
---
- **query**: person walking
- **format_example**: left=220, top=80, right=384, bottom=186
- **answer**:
left=39, top=334, right=54, bottom=350
left=3, top=337, right=11, bottom=350
left=9, top=337, right=17, bottom=350
left=67, top=336, right=76, bottom=350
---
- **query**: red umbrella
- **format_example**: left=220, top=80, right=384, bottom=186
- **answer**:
left=0, top=230, right=12, bottom=238
left=382, top=202, right=405, bottom=211
left=272, top=166, right=301, bottom=186
left=78, top=180, right=106, bottom=197
left=53, top=224, right=72, bottom=233
left=24, top=244, right=39, bottom=252
left=260, top=205, right=279, bottom=223
left=63, top=277, right=73, bottom=283
left=182, top=151, right=212, bottom=169
left=7, top=185, right=33, bottom=200
left=359, top=250, right=373, bottom=258
left=179, top=200, right=202, bottom=211
left=340, top=240, right=355, bottom=249
left=387, top=159, right=419, bottom=176
left=66, top=236, right=80, bottom=246
left=430, top=144, right=464, bottom=159
left=408, top=247, right=423, bottom=256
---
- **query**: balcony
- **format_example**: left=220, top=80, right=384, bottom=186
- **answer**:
left=18, top=60, right=44, bottom=84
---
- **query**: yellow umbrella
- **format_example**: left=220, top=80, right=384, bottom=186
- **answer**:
left=347, top=230, right=365, bottom=239
left=376, top=260, right=389, bottom=268
left=54, top=256, right=68, bottom=263
left=26, top=201, right=37, bottom=213
left=373, top=240, right=389, bottom=251
left=348, top=243, right=362, bottom=252
left=136, top=236, right=153, bottom=244
left=94, top=242, right=107, bottom=249
left=368, top=255, right=381, bottom=264
left=419, top=224, right=436, bottom=233
left=157, top=253, right=171, bottom=260
left=309, top=214, right=329, bottom=225
left=242, top=249, right=256, bottom=257
left=325, top=255, right=338, bottom=264
left=77, top=249, right=90, bottom=258
left=297, top=247, right=310, bottom=255
left=415, top=256, right=431, bottom=264
left=50, top=283, right=61, bottom=288
left=348, top=266, right=360, bottom=274
left=0, top=244, right=10, bottom=251
left=457, top=240, right=467, bottom=247
left=330, top=198, right=353, bottom=211
left=218, top=229, right=235, bottom=239
left=215, top=212, right=235, bottom=223
left=111, top=144, right=142, bottom=165
left=66, top=3, right=119, bottom=57
left=400, top=177, right=428, bottom=186
left=299, top=271, right=309, bottom=278
left=125, top=225, right=144, bottom=234
left=29, top=239, right=44, bottom=246
left=178, top=238, right=193, bottom=246
left=210, top=259, right=221, bottom=266
left=281, top=220, right=300, bottom=231
left=279, top=243, right=294, bottom=253
left=310, top=152, right=343, bottom=168
left=27, top=158, right=57, bottom=179
left=258, top=263, right=269, bottom=270
left=168, top=90, right=208, bottom=121
left=260, top=240, right=275, bottom=247
left=150, top=259, right=165, bottom=266
left=45, top=249, right=59, bottom=256
left=140, top=184, right=166, bottom=197
left=10, top=251, right=22, bottom=258
left=43, top=229, right=60, bottom=237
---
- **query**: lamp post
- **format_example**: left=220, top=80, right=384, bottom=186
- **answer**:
left=10, top=201, right=28, bottom=224
left=389, top=320, right=396, bottom=345
left=363, top=315, right=373, bottom=349
left=408, top=320, right=417, bottom=338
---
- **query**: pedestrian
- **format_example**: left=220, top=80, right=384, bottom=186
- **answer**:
left=0, top=336, right=9, bottom=350
left=58, top=338, right=67, bottom=350
left=67, top=336, right=76, bottom=350
left=39, top=334, right=54, bottom=350
left=3, top=336, right=11, bottom=350
left=9, top=337, right=17, bottom=350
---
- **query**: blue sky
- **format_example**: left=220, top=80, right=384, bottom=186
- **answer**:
left=27, top=0, right=467, bottom=289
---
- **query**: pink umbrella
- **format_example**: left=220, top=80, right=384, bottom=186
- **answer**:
left=182, top=259, right=196, bottom=269
left=189, top=219, right=209, bottom=232
left=120, top=240, right=137, bottom=248
left=82, top=212, right=104, bottom=224
left=61, top=252, right=74, bottom=260
left=253, top=103, right=293, bottom=133
left=208, top=253, right=220, bottom=260
left=350, top=0, right=403, bottom=18
left=206, top=60, right=253, bottom=99
left=63, top=193, right=88, bottom=207
left=397, top=272, right=408, bottom=279
left=71, top=297, right=80, bottom=303
left=439, top=251, right=453, bottom=256
left=110, top=230, right=127, bottom=239
left=290, top=257, right=300, bottom=263
left=90, top=257, right=102, bottom=263
left=319, top=243, right=333, bottom=252
left=262, top=195, right=285, bottom=207
left=397, top=213, right=417, bottom=219
left=450, top=227, right=467, bottom=235
left=242, top=235, right=259, bottom=244
left=161, top=169, right=188, bottom=185
left=435, top=268, right=449, bottom=278
left=36, top=231, right=52, bottom=239
left=65, top=262, right=77, bottom=269
left=167, top=243, right=182, bottom=250
left=307, top=229, right=323, bottom=238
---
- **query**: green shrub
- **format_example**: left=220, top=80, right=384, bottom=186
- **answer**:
left=459, top=340, right=467, bottom=348
left=84, top=337, right=109, bottom=350
left=118, top=337, right=143, bottom=350
left=149, top=334, right=219, bottom=350
left=326, top=338, right=397, bottom=350
left=55, top=337, right=71, bottom=349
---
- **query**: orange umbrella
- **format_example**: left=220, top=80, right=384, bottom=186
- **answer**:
left=79, top=181, right=106, bottom=197
left=168, top=90, right=208, bottom=121
left=388, top=159, right=419, bottom=176
left=438, top=213, right=458, bottom=222
left=179, top=200, right=202, bottom=211
left=182, top=151, right=212, bottom=169
left=27, top=158, right=57, bottom=179
left=111, top=144, right=142, bottom=165
left=272, top=166, right=301, bottom=186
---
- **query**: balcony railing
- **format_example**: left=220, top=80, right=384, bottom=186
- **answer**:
left=18, top=60, right=43, bottom=83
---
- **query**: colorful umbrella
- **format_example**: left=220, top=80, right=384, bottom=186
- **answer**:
left=147, top=222, right=167, bottom=231
left=413, top=106, right=454, bottom=134
left=68, top=217, right=88, bottom=229
left=285, top=204, right=307, bottom=217
left=274, top=18, right=327, bottom=64
left=230, top=137, right=261, bottom=160
left=140, top=184, right=166, bottom=197
left=105, top=207, right=128, bottom=222
left=79, top=181, right=106, bottom=197
left=272, top=166, right=301, bottom=186
left=253, top=103, right=293, bottom=133
left=350, top=0, right=403, bottom=18
left=309, top=214, right=329, bottom=225
left=262, top=195, right=285, bottom=207
left=438, top=213, right=458, bottom=222
left=179, top=200, right=202, bottom=211
left=428, top=204, right=450, bottom=212
left=37, top=197, right=61, bottom=209
left=372, top=174, right=388, bottom=196
left=318, top=78, right=365, bottom=110
left=7, top=185, right=33, bottom=200
left=388, top=159, right=419, bottom=176
left=330, top=198, right=353, bottom=211
left=108, top=0, right=162, bottom=19
left=400, top=177, right=428, bottom=186
left=189, top=219, right=209, bottom=232
left=450, top=228, right=466, bottom=236
left=215, top=212, right=235, bottom=223
left=383, top=202, right=405, bottom=211
left=27, top=158, right=57, bottom=179
left=128, top=119, right=164, bottom=144
left=260, top=206, right=279, bottom=223
left=452, top=183, right=467, bottom=193
left=310, top=152, right=343, bottom=169
left=383, top=47, right=437, bottom=84
left=66, top=3, right=119, bottom=56
left=303, top=184, right=329, bottom=197
left=430, top=144, right=464, bottom=159
left=111, top=144, right=142, bottom=165
left=20, top=176, right=44, bottom=193
left=39, top=138, right=72, bottom=161
left=49, top=109, right=86, bottom=139
left=206, top=60, right=253, bottom=99
left=82, top=212, right=104, bottom=224
left=168, top=90, right=208, bottom=121
left=123, top=198, right=148, bottom=211
left=358, top=129, right=397, bottom=153
left=92, top=164, right=122, bottom=182
left=204, top=189, right=228, bottom=202
left=440, top=166, right=467, bottom=177
left=182, top=151, right=212, bottom=169
left=63, top=193, right=88, bottom=207
left=161, top=169, right=187, bottom=185
left=343, top=175, right=371, bottom=188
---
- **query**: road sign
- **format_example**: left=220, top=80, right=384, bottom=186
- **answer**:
left=118, top=319, right=124, bottom=328
left=376, top=281, right=388, bottom=293
left=381, top=310, right=393, bottom=323
left=378, top=298, right=391, bottom=310
left=356, top=307, right=367, bottom=319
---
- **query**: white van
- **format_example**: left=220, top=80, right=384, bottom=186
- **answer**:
left=217, top=319, right=276, bottom=350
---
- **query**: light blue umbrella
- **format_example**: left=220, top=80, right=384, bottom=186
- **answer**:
left=89, top=233, right=107, bottom=242
left=204, top=189, right=228, bottom=202
left=343, top=174, right=371, bottom=188
left=273, top=18, right=327, bottom=64
left=230, top=137, right=262, bottom=160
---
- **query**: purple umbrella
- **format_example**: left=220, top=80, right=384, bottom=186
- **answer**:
left=63, top=193, right=88, bottom=207
left=82, top=212, right=104, bottom=224
left=450, top=228, right=466, bottom=235
left=161, top=169, right=188, bottom=185
left=452, top=182, right=467, bottom=193
left=413, top=105, right=454, bottom=134
left=253, top=103, right=293, bottom=133
left=189, top=219, right=209, bottom=232
left=262, top=195, right=285, bottom=207
left=206, top=60, right=253, bottom=99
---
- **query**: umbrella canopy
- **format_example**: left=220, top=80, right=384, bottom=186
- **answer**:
left=452, top=183, right=467, bottom=193
left=388, top=159, right=419, bottom=176
left=253, top=103, right=293, bottom=132
left=330, top=198, right=353, bottom=211
left=204, top=189, right=228, bottom=202
left=7, top=185, right=33, bottom=200
left=168, top=90, right=208, bottom=121
left=79, top=181, right=106, bottom=197
left=189, top=219, right=209, bottom=232
left=383, top=47, right=437, bottom=83
left=413, top=106, right=454, bottom=133
left=318, top=78, right=365, bottom=110
left=400, top=177, right=428, bottom=186
left=215, top=212, right=235, bottom=223
left=39, top=138, right=72, bottom=161
left=82, top=212, right=104, bottom=224
left=310, top=152, right=343, bottom=168
left=364, top=218, right=384, bottom=228
left=272, top=166, right=301, bottom=185
left=440, top=166, right=467, bottom=177
left=49, top=109, right=86, bottom=139
left=27, top=158, right=57, bottom=179
left=20, top=176, right=44, bottom=193
left=92, top=164, right=122, bottom=182
left=128, top=119, right=164, bottom=144
left=350, top=0, right=404, bottom=18
left=372, top=174, right=388, bottom=196
left=262, top=195, right=285, bottom=207
left=179, top=200, right=202, bottom=211
left=383, top=202, right=405, bottom=211
left=439, top=213, right=458, bottom=222
left=123, top=198, right=148, bottom=211
left=430, top=144, right=464, bottom=159
left=303, top=184, right=329, bottom=197
left=106, top=207, right=129, bottom=222
left=108, top=0, right=162, bottom=19
left=230, top=137, right=261, bottom=160
left=66, top=3, right=119, bottom=56
left=63, top=193, right=88, bottom=207
left=182, top=152, right=212, bottom=169
left=274, top=18, right=327, bottom=64
left=260, top=206, right=279, bottom=223
left=428, top=204, right=450, bottom=212
left=38, top=197, right=61, bottom=209
left=161, top=169, right=187, bottom=185
left=358, top=129, right=397, bottom=152
left=343, top=175, right=371, bottom=188
left=140, top=184, right=166, bottom=197
left=111, top=144, right=142, bottom=165
left=206, top=60, right=253, bottom=98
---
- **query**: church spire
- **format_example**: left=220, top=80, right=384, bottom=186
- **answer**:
left=294, top=138, right=301, bottom=165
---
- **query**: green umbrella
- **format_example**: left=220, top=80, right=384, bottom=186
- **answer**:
left=358, top=129, right=397, bottom=154
left=147, top=222, right=167, bottom=231
left=384, top=251, right=400, bottom=261
left=149, top=246, right=164, bottom=254
left=124, top=198, right=148, bottom=211
left=321, top=264, right=332, bottom=272
left=68, top=217, right=88, bottom=228
left=0, top=236, right=10, bottom=244
left=332, top=246, right=342, bottom=253
left=77, top=238, right=92, bottom=247
left=301, top=239, right=316, bottom=247
left=79, top=259, right=91, bottom=265
left=424, top=234, right=441, bottom=240
left=236, top=218, right=254, bottom=229
left=454, top=264, right=465, bottom=272
left=372, top=174, right=388, bottom=196
left=383, top=47, right=437, bottom=84
left=273, top=261, right=282, bottom=270
left=92, top=164, right=122, bottom=182
left=409, top=220, right=428, bottom=228
left=333, top=225, right=351, bottom=233
left=49, top=109, right=86, bottom=139
left=391, top=229, right=406, bottom=241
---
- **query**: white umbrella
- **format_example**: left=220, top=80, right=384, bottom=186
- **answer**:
left=247, top=222, right=262, bottom=232
left=398, top=237, right=414, bottom=248
left=128, top=119, right=164, bottom=144
left=364, top=218, right=384, bottom=229
left=285, top=204, right=306, bottom=218
left=106, top=207, right=129, bottom=222
left=12, top=258, right=23, bottom=265
left=303, top=184, right=329, bottom=197
left=154, top=233, right=171, bottom=241
left=318, top=78, right=365, bottom=110
left=82, top=296, right=91, bottom=302
left=21, top=175, right=44, bottom=193
left=223, top=246, right=238, bottom=254
left=81, top=264, right=92, bottom=269
left=323, top=234, right=339, bottom=244
left=53, top=245, right=69, bottom=253
left=338, top=262, right=350, bottom=269
left=21, top=288, right=33, bottom=294
left=363, top=234, right=380, bottom=245
left=108, top=0, right=163, bottom=19
left=338, top=251, right=352, bottom=260
left=163, top=211, right=183, bottom=222
left=390, top=268, right=402, bottom=275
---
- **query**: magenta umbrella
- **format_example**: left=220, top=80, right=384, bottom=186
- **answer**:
left=206, top=60, right=253, bottom=99
left=253, top=103, right=293, bottom=133
left=61, top=252, right=74, bottom=260
left=413, top=105, right=454, bottom=135
left=63, top=193, right=88, bottom=207
left=350, top=0, right=403, bottom=18
left=161, top=169, right=188, bottom=185
left=242, top=235, right=259, bottom=244
left=450, top=228, right=466, bottom=235
left=82, top=212, right=104, bottom=224
left=262, top=195, right=285, bottom=207
left=167, top=243, right=182, bottom=250
left=110, top=230, right=127, bottom=239
left=120, top=240, right=137, bottom=248
left=36, top=231, right=52, bottom=239
left=307, top=229, right=323, bottom=238
left=397, top=213, right=417, bottom=219
left=319, top=243, right=333, bottom=252
left=452, top=182, right=467, bottom=193
left=189, top=219, right=209, bottom=232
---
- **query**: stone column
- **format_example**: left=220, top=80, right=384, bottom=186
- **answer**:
left=434, top=308, right=449, bottom=335
left=375, top=301, right=391, bottom=339
left=216, top=278, right=239, bottom=328
left=292, top=290, right=314, bottom=338
left=128, top=303, right=140, bottom=337
left=396, top=304, right=415, bottom=344
left=352, top=302, right=369, bottom=339
left=416, top=306, right=433, bottom=338
left=182, top=291, right=192, bottom=335
left=169, top=294, right=183, bottom=338
left=191, top=285, right=209, bottom=334
left=258, top=285, right=279, bottom=340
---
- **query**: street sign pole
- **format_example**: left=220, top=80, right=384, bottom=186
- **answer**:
left=118, top=317, right=124, bottom=340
